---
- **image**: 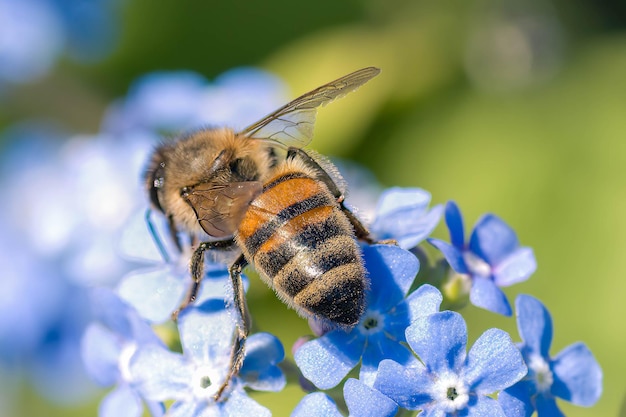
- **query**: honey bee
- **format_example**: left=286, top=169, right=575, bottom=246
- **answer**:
left=144, top=67, right=380, bottom=397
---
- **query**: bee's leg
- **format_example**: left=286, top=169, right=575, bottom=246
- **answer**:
left=172, top=238, right=237, bottom=320
left=216, top=254, right=249, bottom=400
left=287, top=147, right=376, bottom=243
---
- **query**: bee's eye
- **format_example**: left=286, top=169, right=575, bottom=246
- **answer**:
left=149, top=163, right=165, bottom=212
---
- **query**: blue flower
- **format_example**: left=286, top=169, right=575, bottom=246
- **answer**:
left=428, top=201, right=536, bottom=316
left=294, top=245, right=442, bottom=389
left=116, top=209, right=246, bottom=323
left=81, top=289, right=165, bottom=417
left=0, top=0, right=118, bottom=85
left=374, top=310, right=527, bottom=416
left=499, top=295, right=602, bottom=417
left=102, top=68, right=287, bottom=135
left=0, top=125, right=152, bottom=405
left=370, top=187, right=443, bottom=250
left=129, top=303, right=285, bottom=417
left=292, top=378, right=398, bottom=417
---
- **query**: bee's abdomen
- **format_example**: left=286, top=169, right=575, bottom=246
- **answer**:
left=238, top=172, right=366, bottom=326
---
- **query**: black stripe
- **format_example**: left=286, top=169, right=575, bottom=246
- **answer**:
left=262, top=171, right=310, bottom=192
left=244, top=192, right=334, bottom=256
left=277, top=245, right=359, bottom=298
left=255, top=213, right=349, bottom=278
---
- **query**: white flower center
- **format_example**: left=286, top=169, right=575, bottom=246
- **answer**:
left=463, top=251, right=492, bottom=277
left=528, top=354, right=553, bottom=393
left=191, top=364, right=225, bottom=401
left=432, top=372, right=469, bottom=412
left=358, top=310, right=384, bottom=334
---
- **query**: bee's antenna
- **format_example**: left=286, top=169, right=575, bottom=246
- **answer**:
left=145, top=208, right=171, bottom=263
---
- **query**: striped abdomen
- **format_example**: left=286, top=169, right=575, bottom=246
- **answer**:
left=237, top=171, right=366, bottom=326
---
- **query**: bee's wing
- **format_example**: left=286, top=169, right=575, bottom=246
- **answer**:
left=185, top=181, right=263, bottom=238
left=239, top=67, right=380, bottom=148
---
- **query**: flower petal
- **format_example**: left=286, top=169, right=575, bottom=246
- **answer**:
left=221, top=388, right=271, bottom=417
left=536, top=395, right=565, bottom=417
left=551, top=342, right=602, bottom=406
left=515, top=295, right=552, bottom=357
left=294, top=329, right=363, bottom=389
left=130, top=345, right=193, bottom=401
left=240, top=333, right=285, bottom=392
left=464, top=328, right=527, bottom=394
left=405, top=311, right=467, bottom=374
left=360, top=332, right=417, bottom=386
left=404, top=284, right=443, bottom=322
left=291, top=392, right=342, bottom=417
left=364, top=245, right=419, bottom=311
left=178, top=306, right=234, bottom=364
left=117, top=267, right=186, bottom=323
left=493, top=248, right=536, bottom=287
left=118, top=209, right=175, bottom=264
left=427, top=239, right=468, bottom=274
left=499, top=380, right=535, bottom=417
left=464, top=395, right=507, bottom=417
left=469, top=214, right=519, bottom=266
left=344, top=378, right=398, bottom=417
left=81, top=323, right=121, bottom=386
left=444, top=201, right=465, bottom=249
left=470, top=278, right=512, bottom=316
left=371, top=188, right=443, bottom=249
left=99, top=384, right=143, bottom=417
left=374, top=359, right=431, bottom=410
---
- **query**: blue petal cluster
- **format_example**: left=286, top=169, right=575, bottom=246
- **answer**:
left=374, top=310, right=527, bottom=416
left=102, top=68, right=287, bottom=135
left=0, top=0, right=119, bottom=85
left=294, top=245, right=442, bottom=388
left=130, top=303, right=285, bottom=417
left=429, top=201, right=537, bottom=315
left=499, top=295, right=602, bottom=417
left=81, top=289, right=165, bottom=417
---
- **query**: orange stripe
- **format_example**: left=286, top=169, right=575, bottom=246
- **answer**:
left=238, top=177, right=322, bottom=239
left=257, top=206, right=334, bottom=254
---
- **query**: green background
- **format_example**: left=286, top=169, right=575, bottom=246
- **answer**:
left=3, top=0, right=625, bottom=416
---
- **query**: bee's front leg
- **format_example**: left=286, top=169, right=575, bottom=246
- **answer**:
left=172, top=238, right=237, bottom=321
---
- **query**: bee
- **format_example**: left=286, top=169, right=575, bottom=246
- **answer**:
left=144, top=67, right=380, bottom=397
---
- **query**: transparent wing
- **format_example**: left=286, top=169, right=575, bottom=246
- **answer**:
left=239, top=67, right=380, bottom=148
left=185, top=181, right=263, bottom=238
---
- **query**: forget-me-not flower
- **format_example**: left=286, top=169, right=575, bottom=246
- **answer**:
left=499, top=295, right=602, bottom=417
left=129, top=302, right=285, bottom=417
left=429, top=200, right=536, bottom=315
left=81, top=289, right=165, bottom=417
left=370, top=187, right=443, bottom=250
left=295, top=244, right=442, bottom=389
left=374, top=310, right=527, bottom=416
left=292, top=378, right=398, bottom=417
left=102, top=68, right=287, bottom=135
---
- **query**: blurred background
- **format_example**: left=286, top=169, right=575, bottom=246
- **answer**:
left=0, top=0, right=624, bottom=416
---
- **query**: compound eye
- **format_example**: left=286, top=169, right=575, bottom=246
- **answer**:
left=149, top=163, right=166, bottom=213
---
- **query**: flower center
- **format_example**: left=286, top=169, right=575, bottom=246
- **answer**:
left=528, top=354, right=553, bottom=393
left=191, top=365, right=224, bottom=400
left=432, top=373, right=469, bottom=412
left=463, top=251, right=492, bottom=278
left=359, top=311, right=384, bottom=334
